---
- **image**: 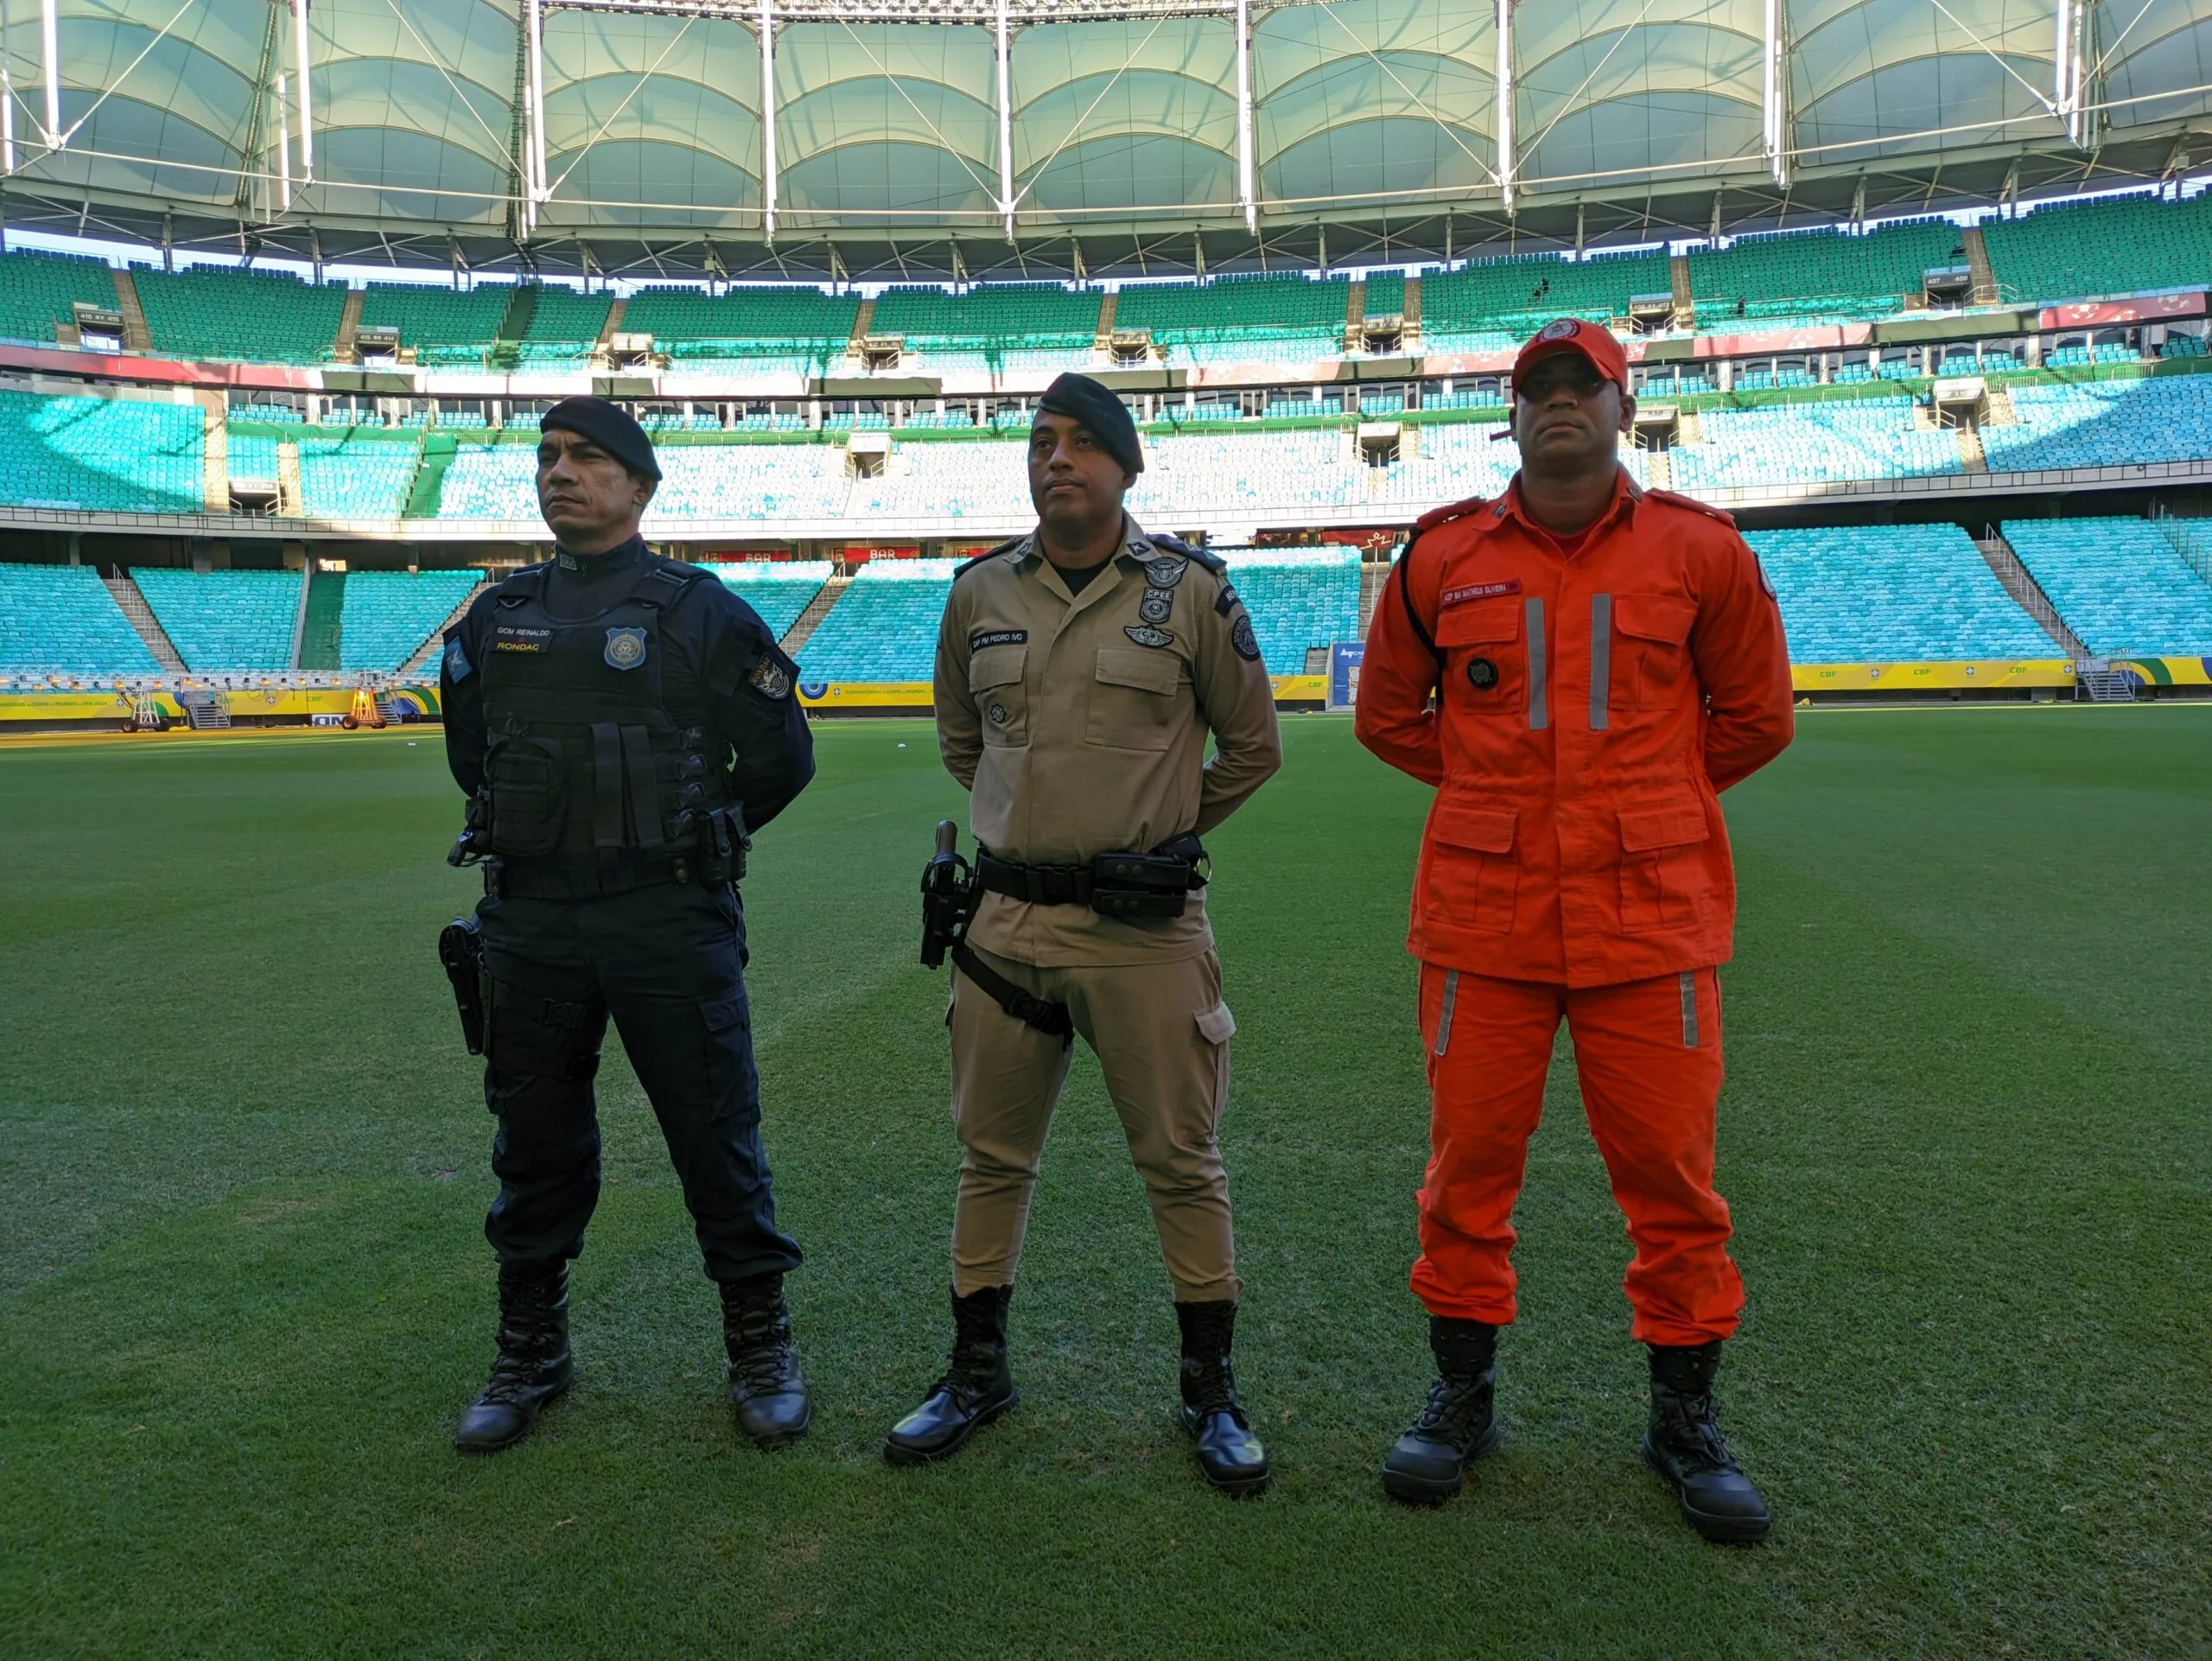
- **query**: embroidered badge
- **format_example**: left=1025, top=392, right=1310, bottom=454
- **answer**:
left=1467, top=657, right=1500, bottom=690
left=1231, top=615, right=1261, bottom=662
left=1538, top=318, right=1580, bottom=341
left=749, top=654, right=793, bottom=700
left=442, top=637, right=473, bottom=683
left=1143, top=557, right=1186, bottom=589
left=987, top=701, right=1011, bottom=726
left=604, top=627, right=648, bottom=671
left=1140, top=588, right=1174, bottom=625
left=556, top=550, right=583, bottom=571
left=970, top=629, right=1028, bottom=652
left=1125, top=625, right=1174, bottom=649
left=1441, top=579, right=1523, bottom=609
left=1754, top=554, right=1777, bottom=601
left=1215, top=584, right=1238, bottom=617
left=493, top=624, right=550, bottom=653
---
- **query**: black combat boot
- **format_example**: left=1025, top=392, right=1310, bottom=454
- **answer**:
left=1381, top=1316, right=1500, bottom=1504
left=1175, top=1300, right=1270, bottom=1499
left=721, top=1273, right=810, bottom=1448
left=883, top=1285, right=1018, bottom=1466
left=1643, top=1340, right=1771, bottom=1544
left=454, top=1263, right=575, bottom=1455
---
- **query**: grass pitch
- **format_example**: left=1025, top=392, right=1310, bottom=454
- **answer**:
left=2, top=709, right=2208, bottom=1658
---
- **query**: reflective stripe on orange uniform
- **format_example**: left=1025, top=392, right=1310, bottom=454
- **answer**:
left=1355, top=469, right=1794, bottom=988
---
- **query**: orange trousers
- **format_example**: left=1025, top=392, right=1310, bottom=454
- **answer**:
left=1411, top=964, right=1744, bottom=1347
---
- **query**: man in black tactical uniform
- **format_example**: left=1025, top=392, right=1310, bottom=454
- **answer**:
left=440, top=397, right=815, bottom=1455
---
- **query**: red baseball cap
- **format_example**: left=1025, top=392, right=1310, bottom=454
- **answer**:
left=1512, top=316, right=1630, bottom=393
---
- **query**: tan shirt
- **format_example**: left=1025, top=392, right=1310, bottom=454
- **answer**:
left=934, top=515, right=1284, bottom=966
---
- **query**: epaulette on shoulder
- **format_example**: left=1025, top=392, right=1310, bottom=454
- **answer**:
left=956, top=536, right=1026, bottom=579
left=1412, top=493, right=1492, bottom=538
left=1150, top=531, right=1227, bottom=576
left=1642, top=487, right=1737, bottom=528
left=493, top=561, right=551, bottom=600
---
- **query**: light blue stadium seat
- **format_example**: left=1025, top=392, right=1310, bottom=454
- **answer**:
left=0, top=390, right=204, bottom=512
left=133, top=569, right=302, bottom=670
left=701, top=561, right=833, bottom=640
left=338, top=570, right=482, bottom=671
left=1213, top=550, right=1362, bottom=673
left=1671, top=398, right=1961, bottom=491
left=298, top=430, right=421, bottom=519
left=1740, top=525, right=2051, bottom=662
left=1981, top=377, right=2212, bottom=474
left=0, top=563, right=161, bottom=676
left=796, top=559, right=959, bottom=682
left=2000, top=516, right=2212, bottom=655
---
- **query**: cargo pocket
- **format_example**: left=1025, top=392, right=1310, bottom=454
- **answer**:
left=969, top=643, right=1029, bottom=748
left=1615, top=593, right=1698, bottom=710
left=1423, top=799, right=1517, bottom=933
left=481, top=735, right=567, bottom=856
left=1195, top=1002, right=1236, bottom=1117
left=700, top=990, right=757, bottom=1123
left=1618, top=799, right=1711, bottom=932
left=1435, top=599, right=1523, bottom=720
left=1086, top=646, right=1183, bottom=751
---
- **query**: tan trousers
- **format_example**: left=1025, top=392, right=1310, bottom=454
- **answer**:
left=948, top=944, right=1241, bottom=1303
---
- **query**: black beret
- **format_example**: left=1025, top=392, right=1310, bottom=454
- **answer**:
left=1035, top=372, right=1143, bottom=476
left=541, top=395, right=661, bottom=481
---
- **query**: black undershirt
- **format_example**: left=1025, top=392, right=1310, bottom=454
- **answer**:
left=1052, top=558, right=1110, bottom=595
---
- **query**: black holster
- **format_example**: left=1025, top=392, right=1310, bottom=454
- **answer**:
left=438, top=914, right=487, bottom=1055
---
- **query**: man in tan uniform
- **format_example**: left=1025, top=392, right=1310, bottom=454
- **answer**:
left=884, top=372, right=1283, bottom=1498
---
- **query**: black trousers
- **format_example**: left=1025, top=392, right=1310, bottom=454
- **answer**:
left=475, top=878, right=802, bottom=1285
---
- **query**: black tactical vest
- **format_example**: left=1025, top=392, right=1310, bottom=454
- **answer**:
left=470, top=557, right=737, bottom=870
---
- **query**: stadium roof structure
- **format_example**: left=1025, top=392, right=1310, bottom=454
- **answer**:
left=1, top=0, right=2210, bottom=280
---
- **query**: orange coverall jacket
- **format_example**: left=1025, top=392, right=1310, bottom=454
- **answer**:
left=1356, top=471, right=1795, bottom=988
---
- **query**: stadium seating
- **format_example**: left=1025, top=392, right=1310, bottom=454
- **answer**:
left=1130, top=429, right=1370, bottom=516
left=297, top=431, right=422, bottom=519
left=359, top=283, right=512, bottom=366
left=515, top=286, right=613, bottom=365
left=648, top=443, right=850, bottom=522
left=227, top=432, right=282, bottom=480
left=1980, top=191, right=2212, bottom=305
left=133, top=266, right=345, bottom=364
left=1214, top=549, right=1360, bottom=672
left=0, top=390, right=204, bottom=512
left=0, top=563, right=161, bottom=676
left=337, top=570, right=482, bottom=671
left=795, top=558, right=959, bottom=681
left=1421, top=249, right=1671, bottom=353
left=1670, top=397, right=1961, bottom=491
left=702, top=561, right=834, bottom=640
left=1363, top=270, right=1407, bottom=319
left=873, top=284, right=1097, bottom=375
left=132, top=569, right=302, bottom=670
left=1688, top=219, right=1963, bottom=325
left=622, top=286, right=855, bottom=375
left=1741, top=525, right=2052, bottom=662
left=846, top=441, right=1014, bottom=519
left=2000, top=517, right=2212, bottom=656
left=0, top=248, right=120, bottom=344
left=1980, top=376, right=2212, bottom=473
left=1115, top=273, right=1348, bottom=365
left=1379, top=422, right=1522, bottom=506
left=437, top=441, right=537, bottom=519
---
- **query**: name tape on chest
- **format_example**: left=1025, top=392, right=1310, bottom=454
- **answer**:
left=970, top=628, right=1028, bottom=652
left=493, top=624, right=552, bottom=653
left=1440, top=579, right=1523, bottom=609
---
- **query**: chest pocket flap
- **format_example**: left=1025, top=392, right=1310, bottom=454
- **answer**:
left=1095, top=646, right=1180, bottom=696
left=969, top=642, right=1027, bottom=692
left=1615, top=594, right=1697, bottom=647
left=1430, top=799, right=1516, bottom=853
left=1619, top=798, right=1709, bottom=851
left=1435, top=598, right=1521, bottom=648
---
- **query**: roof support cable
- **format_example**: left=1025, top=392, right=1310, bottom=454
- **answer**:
left=1008, top=14, right=1169, bottom=212
left=376, top=0, right=524, bottom=178
left=54, top=0, right=197, bottom=151
left=1309, top=0, right=1501, bottom=190
left=543, top=14, right=697, bottom=201
left=831, top=18, right=1003, bottom=212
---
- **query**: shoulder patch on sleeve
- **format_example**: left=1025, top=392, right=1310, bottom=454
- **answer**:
left=1214, top=582, right=1239, bottom=617
left=1753, top=551, right=1777, bottom=601
left=442, top=634, right=472, bottom=683
left=1230, top=614, right=1262, bottom=662
left=748, top=644, right=798, bottom=701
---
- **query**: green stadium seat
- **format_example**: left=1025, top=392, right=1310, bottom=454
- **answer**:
left=133, top=266, right=346, bottom=364
left=0, top=248, right=119, bottom=344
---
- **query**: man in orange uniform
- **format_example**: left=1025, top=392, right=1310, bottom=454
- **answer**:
left=1355, top=317, right=1794, bottom=1543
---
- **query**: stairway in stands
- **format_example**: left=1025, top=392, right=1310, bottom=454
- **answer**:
left=177, top=690, right=231, bottom=729
left=101, top=570, right=187, bottom=671
left=397, top=577, right=493, bottom=678
left=298, top=568, right=346, bottom=671
left=1974, top=533, right=2088, bottom=658
left=781, top=576, right=851, bottom=659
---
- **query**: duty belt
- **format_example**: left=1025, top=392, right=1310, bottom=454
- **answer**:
left=975, top=840, right=1206, bottom=920
left=484, top=849, right=729, bottom=901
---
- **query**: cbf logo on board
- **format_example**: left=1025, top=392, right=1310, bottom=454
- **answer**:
left=604, top=627, right=647, bottom=671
